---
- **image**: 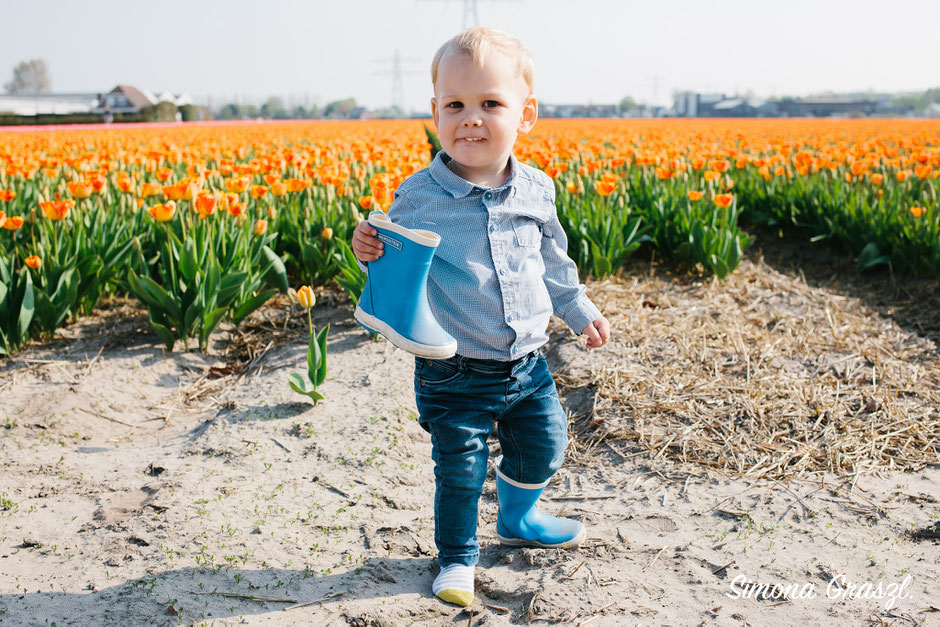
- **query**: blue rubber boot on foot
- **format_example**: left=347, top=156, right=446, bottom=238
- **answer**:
left=354, top=210, right=457, bottom=359
left=495, top=457, right=586, bottom=549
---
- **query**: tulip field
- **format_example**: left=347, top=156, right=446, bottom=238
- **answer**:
left=1, top=118, right=938, bottom=357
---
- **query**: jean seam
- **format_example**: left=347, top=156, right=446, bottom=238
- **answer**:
left=501, top=420, right=524, bottom=483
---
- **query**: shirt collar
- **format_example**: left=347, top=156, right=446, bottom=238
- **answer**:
left=430, top=151, right=520, bottom=198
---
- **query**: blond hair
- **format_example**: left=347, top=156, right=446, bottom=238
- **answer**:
left=431, top=27, right=534, bottom=93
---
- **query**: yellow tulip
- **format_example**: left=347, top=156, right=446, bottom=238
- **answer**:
left=296, top=285, right=315, bottom=309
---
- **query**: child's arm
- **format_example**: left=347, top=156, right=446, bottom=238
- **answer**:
left=539, top=187, right=610, bottom=349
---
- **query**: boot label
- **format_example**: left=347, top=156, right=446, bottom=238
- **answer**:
left=377, top=233, right=403, bottom=251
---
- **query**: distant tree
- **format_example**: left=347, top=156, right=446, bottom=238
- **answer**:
left=618, top=95, right=637, bottom=114
left=923, top=87, right=940, bottom=104
left=142, top=102, right=179, bottom=122
left=179, top=104, right=209, bottom=122
left=5, top=58, right=52, bottom=94
left=217, top=103, right=260, bottom=120
left=218, top=103, right=240, bottom=120
left=323, top=97, right=357, bottom=119
left=261, top=96, right=287, bottom=119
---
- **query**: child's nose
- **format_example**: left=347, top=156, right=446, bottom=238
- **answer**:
left=462, top=113, right=483, bottom=126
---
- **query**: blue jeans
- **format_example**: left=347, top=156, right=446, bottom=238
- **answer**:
left=414, top=351, right=568, bottom=567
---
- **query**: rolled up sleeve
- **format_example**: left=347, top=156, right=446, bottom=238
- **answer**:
left=539, top=188, right=602, bottom=335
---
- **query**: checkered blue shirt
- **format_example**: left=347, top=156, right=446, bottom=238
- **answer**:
left=378, top=151, right=601, bottom=361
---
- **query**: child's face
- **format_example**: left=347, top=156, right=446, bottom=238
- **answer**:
left=431, top=51, right=537, bottom=183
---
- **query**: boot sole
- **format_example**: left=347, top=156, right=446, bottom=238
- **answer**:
left=497, top=525, right=587, bottom=549
left=354, top=308, right=457, bottom=359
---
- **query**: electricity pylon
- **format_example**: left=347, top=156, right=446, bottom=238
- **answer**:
left=374, top=50, right=421, bottom=116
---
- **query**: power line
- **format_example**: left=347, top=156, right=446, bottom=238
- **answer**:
left=374, top=49, right=421, bottom=114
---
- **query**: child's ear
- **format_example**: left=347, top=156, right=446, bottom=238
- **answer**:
left=431, top=97, right=439, bottom=128
left=517, top=95, right=538, bottom=136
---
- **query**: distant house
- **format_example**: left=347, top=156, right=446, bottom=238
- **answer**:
left=0, top=92, right=98, bottom=116
left=673, top=92, right=730, bottom=117
left=541, top=103, right=619, bottom=118
left=94, top=85, right=154, bottom=114
left=775, top=98, right=877, bottom=117
left=711, top=98, right=778, bottom=117
left=0, top=85, right=194, bottom=120
left=142, top=90, right=193, bottom=108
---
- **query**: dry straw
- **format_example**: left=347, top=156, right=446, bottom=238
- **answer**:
left=557, top=250, right=939, bottom=480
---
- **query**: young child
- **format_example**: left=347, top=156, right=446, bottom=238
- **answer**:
left=352, top=26, right=610, bottom=607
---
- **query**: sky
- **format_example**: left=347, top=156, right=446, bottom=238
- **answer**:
left=2, top=0, right=938, bottom=114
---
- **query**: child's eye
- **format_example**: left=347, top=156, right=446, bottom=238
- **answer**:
left=483, top=100, right=501, bottom=108
left=446, top=101, right=463, bottom=109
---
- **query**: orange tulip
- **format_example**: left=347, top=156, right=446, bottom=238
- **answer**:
left=896, top=170, right=910, bottom=183
left=148, top=201, right=176, bottom=222
left=140, top=182, right=162, bottom=197
left=594, top=180, right=616, bottom=196
left=155, top=167, right=174, bottom=182
left=162, top=183, right=184, bottom=201
left=3, top=215, right=24, bottom=231
left=286, top=178, right=307, bottom=193
left=714, top=193, right=734, bottom=209
left=687, top=190, right=703, bottom=202
left=25, top=255, right=42, bottom=269
left=270, top=180, right=288, bottom=196
left=226, top=176, right=250, bottom=193
left=870, top=173, right=884, bottom=186
left=250, top=185, right=268, bottom=199
left=178, top=181, right=199, bottom=201
left=910, top=206, right=925, bottom=218
left=0, top=189, right=15, bottom=201
left=0, top=211, right=4, bottom=228
left=40, top=199, right=74, bottom=221
left=703, top=170, right=720, bottom=182
left=321, top=227, right=333, bottom=240
left=252, top=219, right=268, bottom=236
left=227, top=200, right=246, bottom=218
left=116, top=177, right=135, bottom=193
left=655, top=167, right=673, bottom=180
left=711, top=159, right=730, bottom=173
left=914, top=165, right=932, bottom=180
left=359, top=195, right=374, bottom=210
left=89, top=176, right=106, bottom=194
left=67, top=180, right=93, bottom=199
left=194, top=191, right=217, bottom=219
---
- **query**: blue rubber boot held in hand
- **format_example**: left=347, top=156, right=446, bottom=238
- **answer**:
left=354, top=210, right=457, bottom=359
left=494, top=456, right=587, bottom=548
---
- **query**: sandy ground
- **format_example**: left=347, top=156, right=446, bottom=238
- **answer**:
left=0, top=254, right=938, bottom=626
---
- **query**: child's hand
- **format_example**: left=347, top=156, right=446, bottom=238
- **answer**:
left=352, top=220, right=384, bottom=262
left=581, top=316, right=610, bottom=349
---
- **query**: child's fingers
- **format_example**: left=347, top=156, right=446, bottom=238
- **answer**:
left=352, top=229, right=384, bottom=261
left=582, top=324, right=601, bottom=347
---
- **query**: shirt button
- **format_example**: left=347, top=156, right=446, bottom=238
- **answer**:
left=499, top=268, right=506, bottom=275
left=507, top=314, right=513, bottom=322
left=489, top=223, right=496, bottom=232
left=484, top=192, right=492, bottom=200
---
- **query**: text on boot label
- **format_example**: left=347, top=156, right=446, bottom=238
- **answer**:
left=378, top=233, right=403, bottom=251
